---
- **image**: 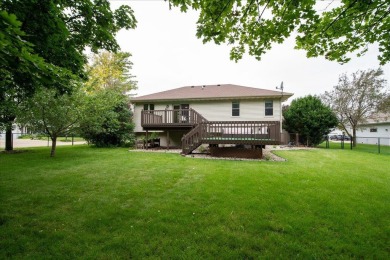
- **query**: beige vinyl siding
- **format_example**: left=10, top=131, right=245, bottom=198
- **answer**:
left=190, top=99, right=281, bottom=121
left=133, top=104, right=143, bottom=132
left=133, top=99, right=282, bottom=132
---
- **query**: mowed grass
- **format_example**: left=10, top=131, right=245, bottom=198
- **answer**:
left=0, top=146, right=389, bottom=258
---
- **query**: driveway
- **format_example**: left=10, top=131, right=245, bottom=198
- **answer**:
left=0, top=138, right=86, bottom=149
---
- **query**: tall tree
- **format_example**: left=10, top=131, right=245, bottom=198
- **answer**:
left=1, top=0, right=136, bottom=74
left=1, top=0, right=137, bottom=151
left=0, top=10, right=73, bottom=151
left=283, top=95, right=338, bottom=146
left=322, top=68, right=388, bottom=146
left=85, top=51, right=137, bottom=93
left=79, top=51, right=137, bottom=147
left=169, top=0, right=390, bottom=64
left=378, top=94, right=390, bottom=112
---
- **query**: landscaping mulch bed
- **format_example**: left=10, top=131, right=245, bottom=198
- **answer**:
left=128, top=145, right=315, bottom=161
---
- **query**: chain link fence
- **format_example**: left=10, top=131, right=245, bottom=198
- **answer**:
left=321, top=135, right=390, bottom=155
left=355, top=136, right=390, bottom=154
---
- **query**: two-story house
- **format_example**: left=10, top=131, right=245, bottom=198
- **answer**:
left=131, top=84, right=293, bottom=154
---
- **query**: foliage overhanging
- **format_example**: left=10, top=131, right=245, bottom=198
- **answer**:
left=169, top=0, right=390, bottom=64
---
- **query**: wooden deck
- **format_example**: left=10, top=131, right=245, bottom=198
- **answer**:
left=141, top=109, right=206, bottom=130
left=140, top=109, right=281, bottom=154
left=181, top=121, right=280, bottom=154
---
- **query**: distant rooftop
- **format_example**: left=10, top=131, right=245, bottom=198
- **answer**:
left=131, top=84, right=293, bottom=102
left=359, top=112, right=390, bottom=125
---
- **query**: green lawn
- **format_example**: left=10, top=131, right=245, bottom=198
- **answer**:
left=1, top=146, right=389, bottom=258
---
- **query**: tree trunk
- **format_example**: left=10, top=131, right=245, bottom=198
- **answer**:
left=5, top=123, right=14, bottom=151
left=50, top=136, right=57, bottom=157
left=352, top=128, right=357, bottom=147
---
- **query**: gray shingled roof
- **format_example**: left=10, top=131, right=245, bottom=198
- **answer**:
left=131, top=84, right=293, bottom=102
left=358, top=113, right=390, bottom=125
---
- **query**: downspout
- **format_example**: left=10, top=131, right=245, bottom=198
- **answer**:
left=280, top=97, right=283, bottom=133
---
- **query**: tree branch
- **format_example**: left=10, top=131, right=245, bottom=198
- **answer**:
left=322, top=0, right=359, bottom=34
left=41, top=106, right=52, bottom=139
left=241, top=0, right=256, bottom=20
left=214, top=0, right=234, bottom=23
left=258, top=0, right=271, bottom=22
left=358, top=8, right=390, bottom=38
left=322, top=0, right=336, bottom=12
left=281, top=0, right=294, bottom=20
left=64, top=14, right=84, bottom=25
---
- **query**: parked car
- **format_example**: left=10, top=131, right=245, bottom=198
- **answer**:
left=336, top=135, right=351, bottom=141
left=343, top=135, right=351, bottom=141
left=329, top=134, right=351, bottom=141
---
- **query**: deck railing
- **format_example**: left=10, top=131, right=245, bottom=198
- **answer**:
left=140, top=108, right=281, bottom=154
left=182, top=121, right=281, bottom=154
left=141, top=109, right=207, bottom=127
left=201, top=121, right=280, bottom=143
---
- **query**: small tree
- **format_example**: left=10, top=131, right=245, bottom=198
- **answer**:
left=17, top=86, right=85, bottom=157
left=322, top=68, right=388, bottom=146
left=283, top=95, right=338, bottom=146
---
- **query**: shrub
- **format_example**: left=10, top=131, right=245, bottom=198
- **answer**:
left=283, top=95, right=338, bottom=146
left=79, top=90, right=135, bottom=147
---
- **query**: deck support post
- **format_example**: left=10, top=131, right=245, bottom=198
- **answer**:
left=167, top=131, right=170, bottom=150
left=146, top=130, right=148, bottom=150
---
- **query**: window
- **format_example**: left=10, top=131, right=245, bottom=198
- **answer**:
left=370, top=128, right=377, bottom=132
left=143, top=104, right=154, bottom=111
left=232, top=101, right=240, bottom=116
left=265, top=100, right=273, bottom=116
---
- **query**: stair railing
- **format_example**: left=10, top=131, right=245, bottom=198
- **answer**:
left=181, top=123, right=204, bottom=155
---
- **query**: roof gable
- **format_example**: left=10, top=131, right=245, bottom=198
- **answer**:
left=132, top=84, right=293, bottom=102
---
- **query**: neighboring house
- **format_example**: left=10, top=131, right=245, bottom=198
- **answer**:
left=356, top=113, right=390, bottom=146
left=0, top=124, right=28, bottom=140
left=131, top=84, right=293, bottom=154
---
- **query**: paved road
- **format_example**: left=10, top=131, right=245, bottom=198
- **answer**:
left=0, top=139, right=86, bottom=149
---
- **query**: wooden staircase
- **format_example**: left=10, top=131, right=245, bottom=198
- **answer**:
left=181, top=119, right=281, bottom=155
left=181, top=110, right=208, bottom=155
left=181, top=124, right=204, bottom=155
